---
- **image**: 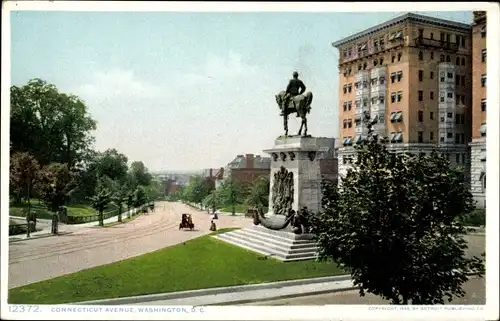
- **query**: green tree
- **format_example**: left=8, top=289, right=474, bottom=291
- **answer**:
left=129, top=161, right=153, bottom=189
left=9, top=152, right=40, bottom=237
left=245, top=176, right=269, bottom=211
left=184, top=175, right=211, bottom=205
left=218, top=178, right=244, bottom=216
left=310, top=133, right=485, bottom=305
left=203, top=190, right=220, bottom=214
left=132, top=186, right=148, bottom=208
left=110, top=181, right=129, bottom=223
left=10, top=79, right=96, bottom=168
left=95, top=149, right=129, bottom=183
left=91, top=180, right=112, bottom=227
left=126, top=192, right=134, bottom=219
left=36, top=163, right=75, bottom=213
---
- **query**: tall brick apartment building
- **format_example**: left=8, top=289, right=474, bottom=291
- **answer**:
left=332, top=13, right=472, bottom=179
left=470, top=11, right=487, bottom=208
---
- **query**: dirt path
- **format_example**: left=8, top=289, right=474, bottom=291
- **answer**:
left=8, top=202, right=253, bottom=289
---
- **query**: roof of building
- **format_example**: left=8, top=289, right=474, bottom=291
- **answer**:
left=331, top=12, right=472, bottom=48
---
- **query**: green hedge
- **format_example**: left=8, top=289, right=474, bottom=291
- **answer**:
left=464, top=209, right=486, bottom=227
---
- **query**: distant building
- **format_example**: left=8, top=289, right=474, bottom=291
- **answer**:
left=217, top=154, right=271, bottom=188
left=162, top=178, right=182, bottom=196
left=315, top=137, right=339, bottom=184
left=202, top=167, right=224, bottom=190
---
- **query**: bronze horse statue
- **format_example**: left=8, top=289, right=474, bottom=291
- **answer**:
left=275, top=91, right=313, bottom=136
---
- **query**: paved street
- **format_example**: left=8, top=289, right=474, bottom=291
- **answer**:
left=241, top=276, right=485, bottom=305
left=8, top=201, right=253, bottom=289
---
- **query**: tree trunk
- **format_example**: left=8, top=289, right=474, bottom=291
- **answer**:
left=26, top=182, right=31, bottom=238
left=232, top=203, right=235, bottom=216
left=127, top=205, right=131, bottom=219
left=118, top=204, right=122, bottom=223
left=99, top=210, right=104, bottom=226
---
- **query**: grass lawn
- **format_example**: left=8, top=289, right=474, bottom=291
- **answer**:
left=8, top=228, right=343, bottom=304
left=220, top=204, right=248, bottom=213
left=9, top=201, right=121, bottom=219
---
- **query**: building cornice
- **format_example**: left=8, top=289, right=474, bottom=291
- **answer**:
left=331, top=12, right=472, bottom=48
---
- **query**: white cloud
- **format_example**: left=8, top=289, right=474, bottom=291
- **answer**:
left=70, top=51, right=337, bottom=172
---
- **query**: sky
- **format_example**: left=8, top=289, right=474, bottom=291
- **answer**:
left=9, top=8, right=473, bottom=172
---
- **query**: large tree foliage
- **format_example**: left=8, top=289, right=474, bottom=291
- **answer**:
left=245, top=176, right=269, bottom=211
left=203, top=190, right=220, bottom=214
left=129, top=161, right=153, bottom=189
left=183, top=175, right=212, bottom=205
left=36, top=163, right=75, bottom=213
left=10, top=79, right=96, bottom=168
left=310, top=135, right=485, bottom=305
left=218, top=178, right=244, bottom=216
left=91, top=179, right=112, bottom=227
left=95, top=148, right=129, bottom=183
left=9, top=152, right=40, bottom=205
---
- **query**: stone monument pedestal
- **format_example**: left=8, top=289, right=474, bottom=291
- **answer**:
left=215, top=136, right=322, bottom=261
left=264, top=135, right=322, bottom=219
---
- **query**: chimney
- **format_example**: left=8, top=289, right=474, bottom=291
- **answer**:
left=245, top=154, right=254, bottom=169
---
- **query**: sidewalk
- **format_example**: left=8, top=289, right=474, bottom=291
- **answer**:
left=9, top=208, right=140, bottom=242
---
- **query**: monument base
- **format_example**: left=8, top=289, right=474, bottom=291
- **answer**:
left=214, top=225, right=318, bottom=262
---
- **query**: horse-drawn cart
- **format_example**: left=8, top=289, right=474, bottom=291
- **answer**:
left=179, top=213, right=194, bottom=230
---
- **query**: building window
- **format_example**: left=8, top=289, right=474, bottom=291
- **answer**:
left=462, top=153, right=466, bottom=164
left=447, top=92, right=453, bottom=99
left=482, top=49, right=486, bottom=63
left=430, top=132, right=434, bottom=140
left=343, top=102, right=348, bottom=111
left=430, top=52, right=434, bottom=60
left=481, top=99, right=486, bottom=112
left=460, top=133, right=465, bottom=144
left=461, top=75, right=465, bottom=86
left=380, top=58, right=384, bottom=65
left=380, top=96, right=385, bottom=104
left=391, top=92, right=396, bottom=103
left=447, top=72, right=453, bottom=79
left=390, top=111, right=403, bottom=123
left=481, top=26, right=486, bottom=38
left=396, top=71, right=403, bottom=82
left=440, top=54, right=445, bottom=62
left=391, top=72, right=396, bottom=83
left=440, top=94, right=445, bottom=102
left=480, top=123, right=487, bottom=137
left=461, top=57, right=465, bottom=66
left=430, top=111, right=434, bottom=120
left=430, top=32, right=434, bottom=39
left=430, top=71, right=434, bottom=79
left=363, top=62, right=367, bottom=70
left=440, top=136, right=444, bottom=143
left=455, top=115, right=461, bottom=125
left=440, top=72, right=445, bottom=82
left=371, top=78, right=377, bottom=86
left=391, top=55, right=395, bottom=63
left=348, top=119, right=353, bottom=128
left=397, top=91, right=403, bottom=102
left=355, top=100, right=360, bottom=108
left=343, top=85, right=347, bottom=94
left=358, top=64, right=362, bottom=71
left=379, top=76, right=385, bottom=85
left=348, top=84, right=352, bottom=93
left=343, top=120, right=348, bottom=128
left=447, top=132, right=453, bottom=139
left=481, top=74, right=486, bottom=87
left=418, top=91, right=423, bottom=102
left=418, top=110, right=423, bottom=122
left=430, top=92, right=434, bottom=100
left=455, top=75, right=460, bottom=86
left=418, top=70, right=423, bottom=81
left=397, top=53, right=402, bottom=61
left=447, top=112, right=453, bottom=119
left=455, top=154, right=460, bottom=163
left=373, top=59, right=378, bottom=66
left=455, top=57, right=460, bottom=66
left=418, top=51, right=423, bottom=60
left=418, top=131, right=423, bottom=143
left=363, top=99, right=368, bottom=107
left=446, top=55, right=451, bottom=62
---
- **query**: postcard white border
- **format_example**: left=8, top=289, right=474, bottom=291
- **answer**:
left=1, top=1, right=498, bottom=321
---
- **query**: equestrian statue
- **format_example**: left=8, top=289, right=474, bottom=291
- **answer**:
left=275, top=71, right=313, bottom=137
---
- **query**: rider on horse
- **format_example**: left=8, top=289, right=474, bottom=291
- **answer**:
left=282, top=71, right=306, bottom=116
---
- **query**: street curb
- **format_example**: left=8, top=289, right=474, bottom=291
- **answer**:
left=74, top=274, right=352, bottom=305
left=208, top=285, right=360, bottom=306
left=9, top=231, right=74, bottom=243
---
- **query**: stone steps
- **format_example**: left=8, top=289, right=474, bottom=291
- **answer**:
left=214, top=227, right=319, bottom=262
